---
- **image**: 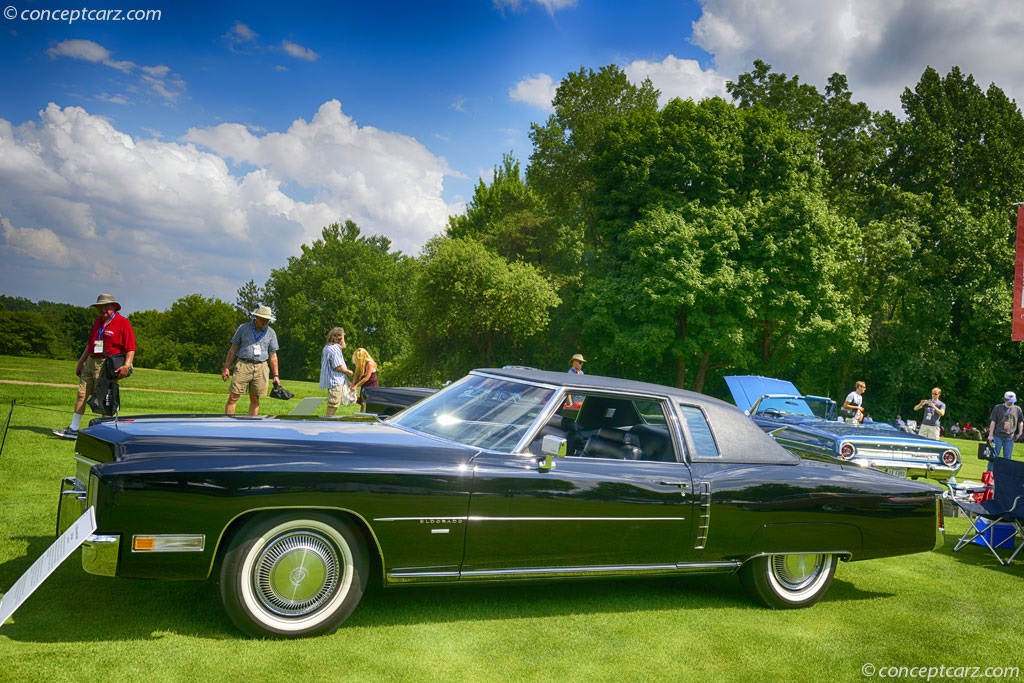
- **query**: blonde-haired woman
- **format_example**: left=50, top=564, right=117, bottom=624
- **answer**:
left=351, top=348, right=379, bottom=411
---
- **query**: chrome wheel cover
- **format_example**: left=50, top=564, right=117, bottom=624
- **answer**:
left=252, top=529, right=341, bottom=618
left=770, top=553, right=826, bottom=593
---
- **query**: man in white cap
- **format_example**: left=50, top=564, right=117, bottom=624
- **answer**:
left=986, top=391, right=1024, bottom=469
left=52, top=293, right=136, bottom=439
left=222, top=306, right=281, bottom=415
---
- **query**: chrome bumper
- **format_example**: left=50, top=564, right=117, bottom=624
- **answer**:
left=57, top=475, right=119, bottom=577
left=82, top=535, right=120, bottom=576
left=57, top=476, right=87, bottom=537
left=854, top=459, right=960, bottom=481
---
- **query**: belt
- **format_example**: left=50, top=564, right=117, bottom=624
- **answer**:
left=90, top=354, right=104, bottom=358
left=237, top=358, right=266, bottom=364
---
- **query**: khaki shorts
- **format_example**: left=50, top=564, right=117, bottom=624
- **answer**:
left=326, top=383, right=346, bottom=408
left=230, top=360, right=268, bottom=397
left=77, top=356, right=106, bottom=402
left=918, top=424, right=941, bottom=440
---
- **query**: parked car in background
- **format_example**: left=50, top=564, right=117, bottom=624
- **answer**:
left=724, top=375, right=960, bottom=481
left=361, top=385, right=435, bottom=416
left=49, top=368, right=943, bottom=638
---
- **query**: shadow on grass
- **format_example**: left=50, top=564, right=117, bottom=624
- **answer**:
left=933, top=526, right=1024, bottom=574
left=7, top=424, right=72, bottom=438
left=3, top=535, right=905, bottom=643
left=1, top=536, right=236, bottom=642
left=822, top=576, right=893, bottom=602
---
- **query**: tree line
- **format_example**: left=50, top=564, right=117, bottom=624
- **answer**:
left=5, top=60, right=1024, bottom=426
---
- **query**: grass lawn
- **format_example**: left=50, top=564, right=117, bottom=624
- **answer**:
left=1, top=355, right=1022, bottom=682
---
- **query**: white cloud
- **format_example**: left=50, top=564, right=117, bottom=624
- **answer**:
left=624, top=55, right=729, bottom=105
left=45, top=39, right=123, bottom=68
left=513, top=60, right=727, bottom=113
left=494, top=0, right=577, bottom=14
left=45, top=39, right=185, bottom=104
left=0, top=102, right=459, bottom=310
left=227, top=22, right=258, bottom=43
left=509, top=73, right=557, bottom=111
left=281, top=40, right=318, bottom=62
left=1, top=216, right=73, bottom=267
left=691, top=0, right=1024, bottom=115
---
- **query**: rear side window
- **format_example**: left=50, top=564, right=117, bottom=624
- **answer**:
left=679, top=405, right=719, bottom=458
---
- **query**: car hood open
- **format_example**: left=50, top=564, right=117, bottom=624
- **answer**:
left=724, top=375, right=802, bottom=412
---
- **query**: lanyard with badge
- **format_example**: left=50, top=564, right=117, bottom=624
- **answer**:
left=251, top=322, right=267, bottom=359
left=93, top=312, right=116, bottom=355
left=1001, top=404, right=1018, bottom=434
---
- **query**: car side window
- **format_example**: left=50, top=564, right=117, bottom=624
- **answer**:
left=679, top=404, right=719, bottom=458
left=531, top=393, right=677, bottom=462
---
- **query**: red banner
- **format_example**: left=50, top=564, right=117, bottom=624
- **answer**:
left=1014, top=204, right=1024, bottom=341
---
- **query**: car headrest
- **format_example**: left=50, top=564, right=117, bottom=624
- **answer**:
left=597, top=427, right=638, bottom=446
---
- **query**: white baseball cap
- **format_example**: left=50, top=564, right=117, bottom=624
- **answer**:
left=1005, top=391, right=1017, bottom=403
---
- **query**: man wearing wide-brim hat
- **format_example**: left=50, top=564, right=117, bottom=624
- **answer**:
left=568, top=353, right=586, bottom=375
left=221, top=305, right=281, bottom=415
left=52, top=293, right=137, bottom=439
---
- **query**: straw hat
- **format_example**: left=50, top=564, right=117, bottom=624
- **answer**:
left=251, top=305, right=275, bottom=321
left=571, top=353, right=586, bottom=363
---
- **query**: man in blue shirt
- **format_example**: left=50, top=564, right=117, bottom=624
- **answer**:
left=568, top=353, right=586, bottom=374
left=221, top=306, right=280, bottom=415
left=320, top=327, right=354, bottom=416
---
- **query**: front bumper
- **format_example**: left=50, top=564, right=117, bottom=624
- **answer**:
left=57, top=474, right=119, bottom=577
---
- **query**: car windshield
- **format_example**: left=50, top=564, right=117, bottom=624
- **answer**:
left=753, top=396, right=817, bottom=417
left=754, top=395, right=835, bottom=420
left=389, top=374, right=555, bottom=451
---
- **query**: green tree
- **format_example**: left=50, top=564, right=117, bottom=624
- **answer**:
left=0, top=310, right=62, bottom=358
left=862, top=67, right=1024, bottom=419
left=235, top=280, right=266, bottom=318
left=409, top=237, right=560, bottom=379
left=447, top=154, right=575, bottom=278
left=264, top=221, right=417, bottom=381
left=130, top=295, right=239, bottom=373
left=577, top=90, right=864, bottom=393
left=528, top=65, right=660, bottom=244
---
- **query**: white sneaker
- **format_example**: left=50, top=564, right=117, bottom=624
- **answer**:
left=52, top=427, right=79, bottom=440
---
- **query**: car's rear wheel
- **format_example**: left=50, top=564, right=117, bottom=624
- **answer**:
left=739, top=552, right=837, bottom=609
left=220, top=512, right=368, bottom=638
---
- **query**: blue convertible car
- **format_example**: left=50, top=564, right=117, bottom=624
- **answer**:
left=46, top=368, right=944, bottom=638
left=725, top=376, right=961, bottom=481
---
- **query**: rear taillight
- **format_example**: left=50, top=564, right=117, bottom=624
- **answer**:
left=941, top=450, right=959, bottom=467
left=839, top=442, right=856, bottom=460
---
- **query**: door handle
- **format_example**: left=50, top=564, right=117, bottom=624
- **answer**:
left=659, top=480, right=689, bottom=488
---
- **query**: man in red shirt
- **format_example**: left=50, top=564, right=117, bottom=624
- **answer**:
left=52, top=293, right=136, bottom=439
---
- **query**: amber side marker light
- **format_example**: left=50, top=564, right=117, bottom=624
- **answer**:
left=132, top=535, right=205, bottom=552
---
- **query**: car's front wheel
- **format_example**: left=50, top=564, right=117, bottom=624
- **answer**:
left=220, top=512, right=368, bottom=638
left=739, top=553, right=837, bottom=609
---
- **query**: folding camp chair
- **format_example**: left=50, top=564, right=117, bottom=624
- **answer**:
left=942, top=457, right=1024, bottom=565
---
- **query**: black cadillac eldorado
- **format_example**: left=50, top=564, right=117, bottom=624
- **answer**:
left=54, top=368, right=944, bottom=638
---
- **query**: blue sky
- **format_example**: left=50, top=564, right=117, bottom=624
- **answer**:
left=2, top=0, right=1024, bottom=312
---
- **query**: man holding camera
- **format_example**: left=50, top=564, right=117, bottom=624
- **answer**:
left=914, top=387, right=945, bottom=440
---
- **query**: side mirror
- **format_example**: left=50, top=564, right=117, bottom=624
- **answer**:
left=539, top=435, right=567, bottom=471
